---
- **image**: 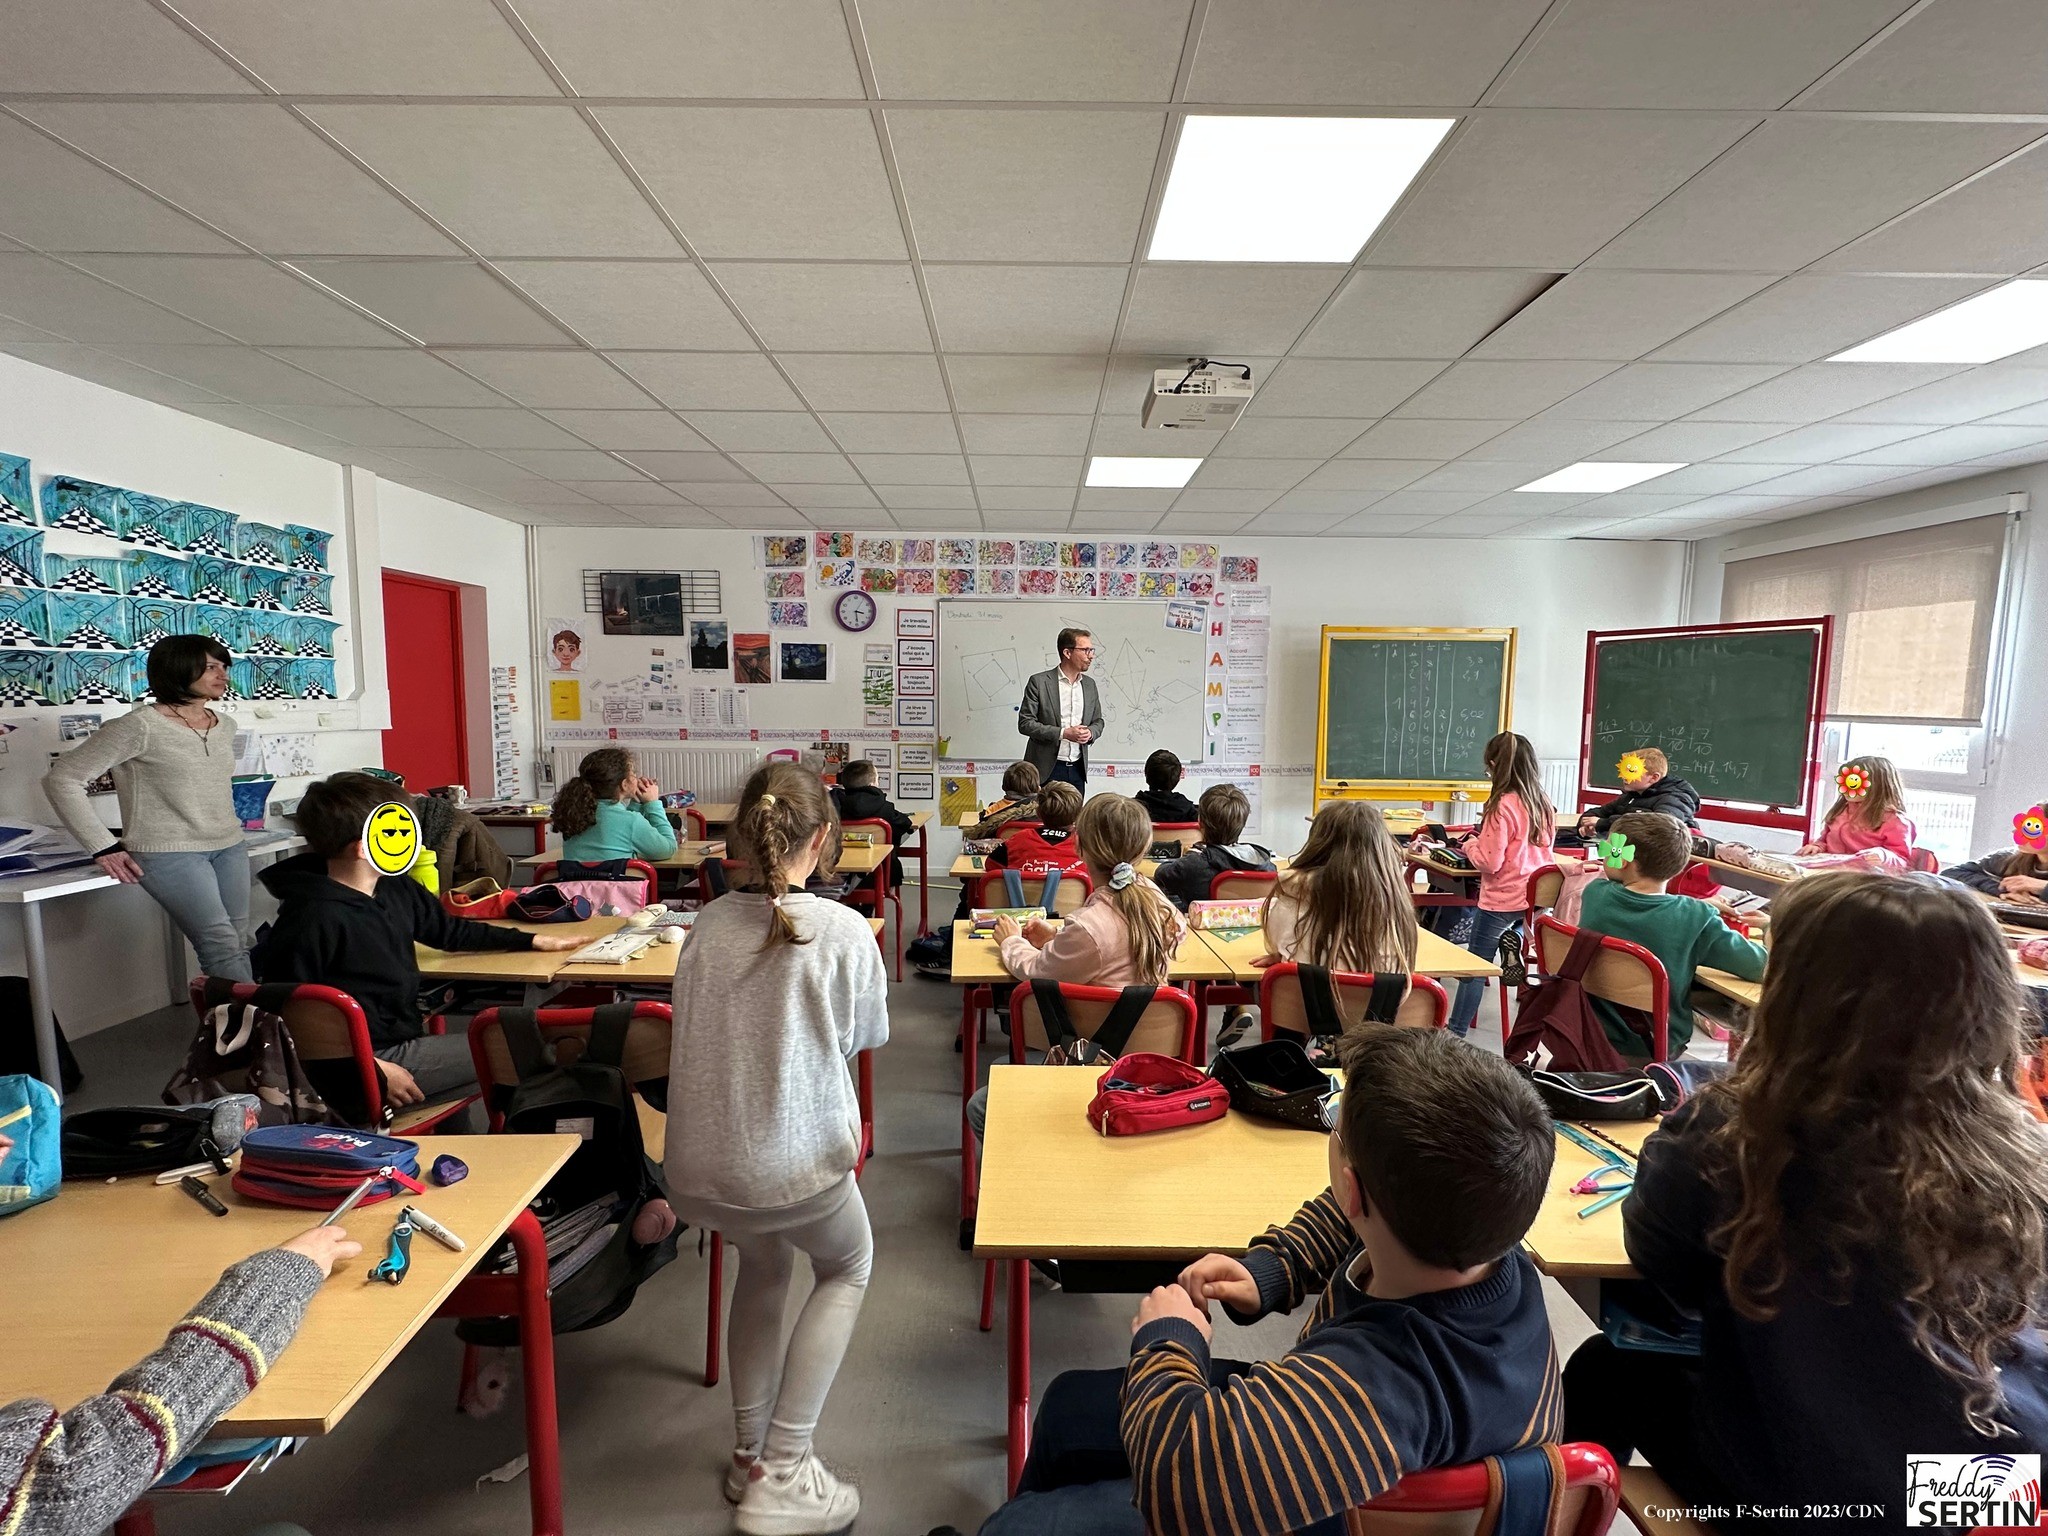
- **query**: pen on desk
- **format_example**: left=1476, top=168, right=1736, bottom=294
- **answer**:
left=322, top=1173, right=380, bottom=1227
left=1577, top=1187, right=1631, bottom=1220
left=179, top=1175, right=228, bottom=1218
left=401, top=1205, right=466, bottom=1253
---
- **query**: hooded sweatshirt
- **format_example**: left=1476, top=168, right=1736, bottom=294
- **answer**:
left=254, top=851, right=533, bottom=1048
left=1152, top=840, right=1277, bottom=910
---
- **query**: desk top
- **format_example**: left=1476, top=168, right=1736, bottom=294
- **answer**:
left=1521, top=1119, right=1653, bottom=1280
left=1697, top=951, right=2048, bottom=1007
left=1191, top=924, right=1502, bottom=982
left=834, top=841, right=892, bottom=875
left=0, top=1134, right=574, bottom=1434
left=0, top=832, right=306, bottom=905
left=947, top=920, right=1235, bottom=985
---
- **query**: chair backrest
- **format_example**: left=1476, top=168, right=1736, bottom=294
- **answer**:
left=1353, top=1442, right=1619, bottom=1536
left=1006, top=980, right=1199, bottom=1063
left=1526, top=862, right=1566, bottom=914
left=682, top=807, right=708, bottom=841
left=1258, top=961, right=1447, bottom=1035
left=468, top=1003, right=674, bottom=1109
left=993, top=819, right=1044, bottom=845
left=1534, top=916, right=1671, bottom=1061
left=842, top=815, right=896, bottom=846
left=1908, top=845, right=1939, bottom=873
left=1209, top=869, right=1278, bottom=902
left=1150, top=822, right=1200, bottom=854
left=976, top=868, right=1093, bottom=916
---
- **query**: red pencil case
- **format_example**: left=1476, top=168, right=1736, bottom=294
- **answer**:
left=1086, top=1053, right=1229, bottom=1136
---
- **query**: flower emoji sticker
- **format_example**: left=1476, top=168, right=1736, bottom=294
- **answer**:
left=1597, top=831, right=1636, bottom=870
left=2016, top=804, right=2048, bottom=851
left=1616, top=752, right=1650, bottom=786
left=1836, top=764, right=1869, bottom=801
left=365, top=800, right=420, bottom=877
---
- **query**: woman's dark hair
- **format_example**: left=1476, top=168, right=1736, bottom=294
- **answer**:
left=551, top=747, right=633, bottom=839
left=147, top=634, right=231, bottom=705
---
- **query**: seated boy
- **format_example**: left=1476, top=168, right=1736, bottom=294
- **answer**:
left=1151, top=783, right=1275, bottom=910
left=834, top=758, right=913, bottom=888
left=1576, top=746, right=1700, bottom=839
left=1579, top=810, right=1767, bottom=1058
left=965, top=761, right=1041, bottom=843
left=984, top=780, right=1084, bottom=885
left=255, top=773, right=581, bottom=1112
left=973, top=1024, right=1559, bottom=1536
left=1135, top=748, right=1200, bottom=827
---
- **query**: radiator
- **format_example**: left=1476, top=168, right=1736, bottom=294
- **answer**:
left=547, top=744, right=759, bottom=802
left=1541, top=758, right=1580, bottom=811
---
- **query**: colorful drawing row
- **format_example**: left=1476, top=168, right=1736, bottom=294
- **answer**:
left=843, top=567, right=1216, bottom=598
left=793, top=534, right=1221, bottom=571
left=0, top=458, right=332, bottom=573
left=0, top=651, right=336, bottom=708
left=0, top=528, right=333, bottom=611
left=0, top=591, right=338, bottom=656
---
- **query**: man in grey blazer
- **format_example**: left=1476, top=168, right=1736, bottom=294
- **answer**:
left=1017, top=626, right=1105, bottom=791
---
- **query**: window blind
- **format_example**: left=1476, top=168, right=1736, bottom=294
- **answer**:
left=1720, top=513, right=2009, bottom=725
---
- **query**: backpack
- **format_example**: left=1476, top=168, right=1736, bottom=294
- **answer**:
left=1504, top=927, right=1635, bottom=1073
left=164, top=978, right=349, bottom=1129
left=1029, top=980, right=1160, bottom=1066
left=459, top=1005, right=678, bottom=1344
left=1294, top=962, right=1407, bottom=1066
left=0, top=1073, right=60, bottom=1216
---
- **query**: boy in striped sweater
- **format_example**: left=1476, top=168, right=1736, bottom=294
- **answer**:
left=974, top=1025, right=1560, bottom=1536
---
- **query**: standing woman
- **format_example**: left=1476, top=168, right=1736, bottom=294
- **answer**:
left=43, top=635, right=253, bottom=981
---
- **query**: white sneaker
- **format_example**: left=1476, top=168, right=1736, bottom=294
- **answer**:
left=734, top=1452, right=859, bottom=1535
left=724, top=1452, right=757, bottom=1505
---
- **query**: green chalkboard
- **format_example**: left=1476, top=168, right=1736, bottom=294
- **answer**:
left=1318, top=630, right=1514, bottom=788
left=1588, top=627, right=1822, bottom=807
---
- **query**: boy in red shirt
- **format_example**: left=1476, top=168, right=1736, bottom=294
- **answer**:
left=985, top=780, right=1084, bottom=883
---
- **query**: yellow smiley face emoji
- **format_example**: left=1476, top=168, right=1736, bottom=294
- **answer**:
left=364, top=801, right=420, bottom=876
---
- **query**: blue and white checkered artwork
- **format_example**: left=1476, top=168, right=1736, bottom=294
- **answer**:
left=48, top=650, right=131, bottom=706
left=0, top=590, right=51, bottom=648
left=181, top=503, right=237, bottom=558
left=0, top=455, right=35, bottom=529
left=40, top=478, right=123, bottom=537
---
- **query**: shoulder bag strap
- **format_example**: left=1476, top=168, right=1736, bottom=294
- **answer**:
left=1028, top=978, right=1081, bottom=1053
left=1002, top=867, right=1025, bottom=907
left=1295, top=963, right=1346, bottom=1038
left=495, top=1007, right=551, bottom=1082
left=583, top=1002, right=637, bottom=1069
left=1363, top=972, right=1408, bottom=1024
left=1560, top=926, right=1607, bottom=982
left=1092, top=986, right=1162, bottom=1058
left=1040, top=867, right=1061, bottom=912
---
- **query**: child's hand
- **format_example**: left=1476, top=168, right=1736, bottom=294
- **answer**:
left=636, top=776, right=662, bottom=802
left=279, top=1224, right=364, bottom=1278
left=1796, top=843, right=1821, bottom=856
left=2003, top=875, right=2048, bottom=897
left=378, top=1062, right=425, bottom=1107
left=1577, top=815, right=1599, bottom=838
left=1022, top=918, right=1056, bottom=947
left=1133, top=1284, right=1210, bottom=1340
left=991, top=914, right=1021, bottom=944
left=1178, top=1253, right=1259, bottom=1314
left=532, top=934, right=585, bottom=952
left=1248, top=952, right=1280, bottom=969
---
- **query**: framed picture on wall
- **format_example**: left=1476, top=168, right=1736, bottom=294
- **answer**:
left=897, top=638, right=935, bottom=667
left=897, top=697, right=936, bottom=727
left=898, top=771, right=935, bottom=801
left=899, top=744, right=934, bottom=769
left=897, top=608, right=935, bottom=638
left=600, top=572, right=685, bottom=635
left=897, top=668, right=935, bottom=698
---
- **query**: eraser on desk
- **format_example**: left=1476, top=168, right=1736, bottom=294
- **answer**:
left=431, top=1154, right=468, bottom=1187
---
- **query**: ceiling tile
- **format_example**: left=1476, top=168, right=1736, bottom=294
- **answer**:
left=294, top=260, right=570, bottom=346
left=1611, top=461, right=1804, bottom=492
left=704, top=504, right=811, bottom=525
left=6, top=0, right=260, bottom=92
left=974, top=487, right=1076, bottom=512
left=1294, top=269, right=1559, bottom=359
left=1244, top=510, right=1348, bottom=533
left=1323, top=513, right=1445, bottom=535
left=65, top=254, right=398, bottom=347
left=553, top=479, right=686, bottom=505
left=1712, top=422, right=1939, bottom=462
left=1407, top=461, right=1560, bottom=494
left=1685, top=363, right=1963, bottom=421
left=710, top=264, right=932, bottom=352
left=514, top=0, right=863, bottom=97
left=778, top=485, right=882, bottom=509
left=177, top=404, right=348, bottom=455
left=848, top=454, right=971, bottom=485
left=268, top=346, right=509, bottom=405
left=997, top=507, right=1080, bottom=527
left=0, top=118, right=236, bottom=255
left=1839, top=423, right=2048, bottom=464
left=539, top=409, right=709, bottom=451
left=895, top=509, right=986, bottom=528
left=781, top=353, right=952, bottom=412
left=1340, top=418, right=1514, bottom=458
left=870, top=484, right=974, bottom=509
left=1458, top=414, right=1645, bottom=461
left=649, top=468, right=776, bottom=492
left=1815, top=140, right=2048, bottom=276
left=1649, top=275, right=1996, bottom=364
left=970, top=455, right=1084, bottom=486
left=1391, top=360, right=1619, bottom=419
left=497, top=448, right=646, bottom=480
left=945, top=355, right=1103, bottom=414
left=1280, top=488, right=1453, bottom=516
left=1076, top=488, right=1178, bottom=512
left=1084, top=417, right=1221, bottom=457
left=1366, top=112, right=1755, bottom=268
left=1247, top=359, right=1447, bottom=418
left=861, top=0, right=1192, bottom=100
left=1601, top=419, right=1793, bottom=459
left=1211, top=417, right=1367, bottom=457
left=1591, top=118, right=2042, bottom=271
left=1830, top=367, right=2048, bottom=425
left=496, top=262, right=755, bottom=350
left=731, top=452, right=859, bottom=483
left=1156, top=511, right=1254, bottom=533
left=1982, top=403, right=2048, bottom=429
left=682, top=411, right=837, bottom=452
left=886, top=110, right=1164, bottom=262
left=434, top=349, right=660, bottom=409
left=608, top=351, right=800, bottom=410
left=957, top=414, right=1092, bottom=455
left=303, top=106, right=680, bottom=257
left=1118, top=267, right=1343, bottom=356
left=1179, top=457, right=1312, bottom=491
left=0, top=343, right=225, bottom=404
left=102, top=344, right=369, bottom=403
left=1297, top=460, right=1439, bottom=492
left=597, top=108, right=904, bottom=260
left=174, top=0, right=559, bottom=94
left=1470, top=271, right=1776, bottom=361
left=1064, top=511, right=1162, bottom=532
left=633, top=507, right=731, bottom=527
left=1800, top=0, right=2048, bottom=112
left=395, top=409, right=588, bottom=450
left=1169, top=489, right=1280, bottom=514
left=260, top=404, right=463, bottom=448
left=1546, top=362, right=1785, bottom=420
left=1186, top=0, right=1553, bottom=106
left=825, top=414, right=965, bottom=453
left=923, top=265, right=1128, bottom=354
left=1735, top=463, right=1913, bottom=496
left=1489, top=0, right=1906, bottom=109
left=0, top=254, right=230, bottom=346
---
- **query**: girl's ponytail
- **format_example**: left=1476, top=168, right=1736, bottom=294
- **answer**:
left=733, top=761, right=836, bottom=949
left=550, top=746, right=633, bottom=838
left=1075, top=794, right=1177, bottom=983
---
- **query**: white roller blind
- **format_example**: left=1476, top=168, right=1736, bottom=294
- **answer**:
left=1720, top=513, right=2009, bottom=724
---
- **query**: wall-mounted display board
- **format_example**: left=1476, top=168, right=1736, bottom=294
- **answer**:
left=1315, top=627, right=1516, bottom=803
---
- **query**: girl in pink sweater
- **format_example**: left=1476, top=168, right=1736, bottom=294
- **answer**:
left=1801, top=756, right=1917, bottom=867
left=1448, top=731, right=1556, bottom=1036
left=994, top=793, right=1186, bottom=987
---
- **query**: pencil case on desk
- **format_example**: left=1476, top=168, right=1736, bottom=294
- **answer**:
left=232, top=1125, right=423, bottom=1209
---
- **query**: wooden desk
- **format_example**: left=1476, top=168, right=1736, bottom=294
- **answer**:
left=1192, top=923, right=1503, bottom=983
left=693, top=801, right=737, bottom=827
left=1521, top=1119, right=1654, bottom=1282
left=946, top=920, right=1233, bottom=986
left=1697, top=951, right=2048, bottom=1007
left=0, top=1134, right=576, bottom=1534
left=476, top=807, right=552, bottom=856
left=1690, top=854, right=1796, bottom=900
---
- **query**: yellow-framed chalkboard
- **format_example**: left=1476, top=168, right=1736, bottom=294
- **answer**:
left=1315, top=626, right=1517, bottom=803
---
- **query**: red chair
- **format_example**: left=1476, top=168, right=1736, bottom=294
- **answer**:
left=531, top=858, right=660, bottom=908
left=991, top=819, right=1044, bottom=846
left=1353, top=1442, right=1619, bottom=1533
left=1510, top=863, right=1572, bottom=1027
left=1533, top=915, right=1672, bottom=1063
left=840, top=817, right=905, bottom=981
left=682, top=806, right=709, bottom=842
left=467, top=1004, right=728, bottom=1388
left=1149, top=821, right=1201, bottom=855
left=1256, top=962, right=1448, bottom=1037
left=187, top=978, right=478, bottom=1134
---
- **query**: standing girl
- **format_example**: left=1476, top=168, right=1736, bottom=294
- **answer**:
left=664, top=763, right=886, bottom=1533
left=1801, top=755, right=1916, bottom=865
left=1446, top=732, right=1554, bottom=1037
left=1260, top=800, right=1418, bottom=975
left=43, top=635, right=253, bottom=980
left=549, top=747, right=677, bottom=876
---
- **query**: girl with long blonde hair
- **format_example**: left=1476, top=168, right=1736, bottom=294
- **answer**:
left=993, top=792, right=1185, bottom=987
left=1262, top=800, right=1417, bottom=976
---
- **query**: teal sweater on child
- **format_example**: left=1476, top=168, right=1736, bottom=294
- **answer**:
left=1579, top=878, right=1767, bottom=1055
left=561, top=797, right=678, bottom=864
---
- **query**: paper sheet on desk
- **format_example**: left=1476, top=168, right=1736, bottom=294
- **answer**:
left=0, top=819, right=91, bottom=873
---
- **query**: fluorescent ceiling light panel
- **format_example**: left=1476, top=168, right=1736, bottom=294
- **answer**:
left=1830, top=279, right=2048, bottom=363
left=1086, top=456, right=1202, bottom=488
left=1516, top=462, right=1687, bottom=493
left=1148, top=115, right=1456, bottom=263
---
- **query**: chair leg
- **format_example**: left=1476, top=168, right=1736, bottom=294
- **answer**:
left=979, top=1258, right=996, bottom=1332
left=705, top=1232, right=724, bottom=1388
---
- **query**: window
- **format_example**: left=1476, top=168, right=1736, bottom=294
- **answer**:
left=1722, top=514, right=2009, bottom=724
left=1819, top=721, right=1981, bottom=865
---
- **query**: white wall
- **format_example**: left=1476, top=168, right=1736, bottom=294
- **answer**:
left=533, top=526, right=1687, bottom=864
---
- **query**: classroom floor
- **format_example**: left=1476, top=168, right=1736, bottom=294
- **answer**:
left=68, top=962, right=1632, bottom=1536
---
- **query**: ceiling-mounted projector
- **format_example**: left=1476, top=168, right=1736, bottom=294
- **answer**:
left=1142, top=359, right=1254, bottom=430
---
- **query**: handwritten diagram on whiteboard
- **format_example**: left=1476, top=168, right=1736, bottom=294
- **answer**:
left=938, top=600, right=1207, bottom=763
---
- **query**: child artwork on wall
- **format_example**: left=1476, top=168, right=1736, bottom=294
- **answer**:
left=900, top=568, right=935, bottom=595
left=190, top=557, right=242, bottom=606
left=241, top=565, right=291, bottom=611
left=234, top=522, right=290, bottom=567
left=978, top=539, right=1017, bottom=567
left=0, top=589, right=50, bottom=647
left=769, top=601, right=808, bottom=627
left=249, top=656, right=295, bottom=700
left=758, top=534, right=808, bottom=568
left=936, top=567, right=974, bottom=594
left=1059, top=541, right=1097, bottom=568
left=125, top=551, right=192, bottom=599
left=1019, top=568, right=1058, bottom=595
left=1101, top=571, right=1139, bottom=598
left=189, top=603, right=243, bottom=650
left=293, top=616, right=340, bottom=657
left=1059, top=570, right=1098, bottom=597
left=764, top=570, right=805, bottom=599
left=1220, top=555, right=1259, bottom=584
left=1142, top=541, right=1177, bottom=570
left=860, top=567, right=898, bottom=594
left=815, top=531, right=853, bottom=561
left=241, top=610, right=293, bottom=656
left=816, top=559, right=855, bottom=588
left=0, top=651, right=51, bottom=706
left=41, top=478, right=124, bottom=537
left=47, top=593, right=133, bottom=650
left=1180, top=543, right=1220, bottom=570
left=286, top=573, right=334, bottom=615
left=0, top=453, right=34, bottom=527
left=0, top=529, right=43, bottom=588
left=734, top=632, right=772, bottom=685
left=290, top=658, right=337, bottom=699
left=1138, top=570, right=1175, bottom=598
left=181, top=503, right=238, bottom=558
left=129, top=597, right=188, bottom=650
left=778, top=642, right=830, bottom=683
left=285, top=524, right=332, bottom=572
left=937, top=538, right=976, bottom=567
left=1100, top=542, right=1139, bottom=569
left=48, top=650, right=131, bottom=706
left=44, top=556, right=128, bottom=595
left=116, top=494, right=187, bottom=551
left=856, top=536, right=898, bottom=566
left=901, top=538, right=935, bottom=566
left=1179, top=572, right=1215, bottom=599
left=981, top=567, right=1016, bottom=594
left=1019, top=538, right=1057, bottom=568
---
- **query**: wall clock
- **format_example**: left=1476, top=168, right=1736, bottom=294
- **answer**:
left=834, top=589, right=878, bottom=632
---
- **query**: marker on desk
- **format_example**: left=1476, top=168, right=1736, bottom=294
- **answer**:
left=179, top=1175, right=228, bottom=1218
left=402, top=1205, right=466, bottom=1253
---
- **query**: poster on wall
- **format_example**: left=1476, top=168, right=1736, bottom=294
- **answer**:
left=733, top=632, right=771, bottom=685
left=897, top=608, right=935, bottom=639
left=545, top=619, right=587, bottom=673
left=690, top=620, right=728, bottom=672
left=898, top=771, right=935, bottom=802
left=897, top=697, right=935, bottom=727
left=778, top=641, right=830, bottom=683
left=550, top=679, right=581, bottom=720
left=600, top=573, right=685, bottom=636
left=899, top=744, right=934, bottom=769
left=897, top=638, right=935, bottom=668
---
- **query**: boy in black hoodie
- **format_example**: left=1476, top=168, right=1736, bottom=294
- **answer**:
left=255, top=773, right=579, bottom=1110
left=833, top=759, right=913, bottom=889
left=1135, top=749, right=1200, bottom=827
left=1577, top=746, right=1701, bottom=838
left=1152, top=783, right=1275, bottom=910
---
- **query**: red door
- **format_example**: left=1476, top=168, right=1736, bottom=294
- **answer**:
left=381, top=571, right=468, bottom=791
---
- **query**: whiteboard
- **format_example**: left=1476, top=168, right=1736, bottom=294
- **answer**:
left=938, top=600, right=1208, bottom=764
